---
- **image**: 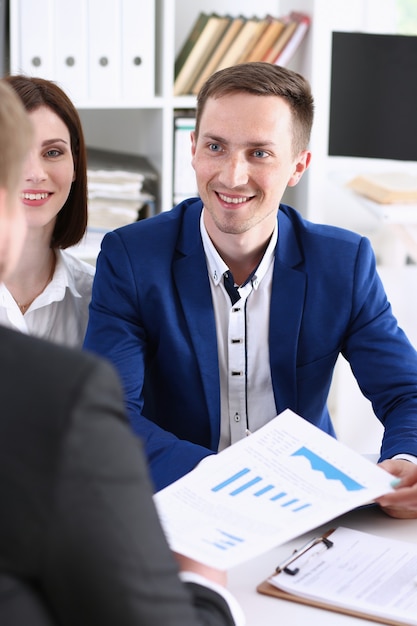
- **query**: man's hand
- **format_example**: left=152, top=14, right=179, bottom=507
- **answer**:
left=173, top=552, right=227, bottom=586
left=375, top=459, right=417, bottom=518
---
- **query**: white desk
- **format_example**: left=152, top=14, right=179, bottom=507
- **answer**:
left=330, top=264, right=417, bottom=455
left=358, top=196, right=417, bottom=267
left=326, top=172, right=417, bottom=267
left=228, top=506, right=417, bottom=625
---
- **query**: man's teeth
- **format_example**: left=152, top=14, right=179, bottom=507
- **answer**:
left=218, top=193, right=248, bottom=204
left=21, top=192, right=49, bottom=200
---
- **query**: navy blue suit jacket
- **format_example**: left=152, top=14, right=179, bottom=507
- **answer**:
left=84, top=199, right=417, bottom=491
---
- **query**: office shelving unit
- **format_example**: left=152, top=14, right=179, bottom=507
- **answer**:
left=9, top=0, right=398, bottom=218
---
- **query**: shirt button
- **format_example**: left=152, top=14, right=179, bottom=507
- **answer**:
left=234, top=412, right=240, bottom=422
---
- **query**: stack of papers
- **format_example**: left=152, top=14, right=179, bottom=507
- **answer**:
left=347, top=172, right=417, bottom=204
left=87, top=147, right=158, bottom=229
left=70, top=148, right=158, bottom=264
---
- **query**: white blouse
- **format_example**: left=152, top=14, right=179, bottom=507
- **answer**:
left=0, top=250, right=95, bottom=348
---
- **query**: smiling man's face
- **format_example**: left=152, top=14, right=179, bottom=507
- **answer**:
left=191, top=91, right=310, bottom=240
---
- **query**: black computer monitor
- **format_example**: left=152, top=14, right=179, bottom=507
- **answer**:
left=328, top=31, right=417, bottom=161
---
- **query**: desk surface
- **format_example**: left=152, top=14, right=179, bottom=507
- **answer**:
left=228, top=506, right=417, bottom=626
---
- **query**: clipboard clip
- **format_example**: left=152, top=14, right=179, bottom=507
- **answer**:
left=275, top=529, right=335, bottom=576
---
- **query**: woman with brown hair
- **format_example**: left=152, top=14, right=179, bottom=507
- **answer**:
left=0, top=75, right=94, bottom=347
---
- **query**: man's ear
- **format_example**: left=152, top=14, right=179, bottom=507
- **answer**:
left=288, top=150, right=312, bottom=187
left=190, top=130, right=196, bottom=157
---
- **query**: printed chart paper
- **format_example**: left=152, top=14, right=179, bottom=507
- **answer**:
left=154, top=409, right=396, bottom=570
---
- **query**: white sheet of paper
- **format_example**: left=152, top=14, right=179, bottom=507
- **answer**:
left=268, top=526, right=417, bottom=625
left=153, top=409, right=396, bottom=570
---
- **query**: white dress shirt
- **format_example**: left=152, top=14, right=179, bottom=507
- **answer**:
left=179, top=572, right=246, bottom=625
left=0, top=250, right=95, bottom=348
left=200, top=210, right=278, bottom=450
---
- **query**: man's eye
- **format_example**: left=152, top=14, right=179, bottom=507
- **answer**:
left=209, top=143, right=221, bottom=152
left=253, top=150, right=268, bottom=158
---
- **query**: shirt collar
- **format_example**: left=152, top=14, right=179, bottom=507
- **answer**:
left=200, top=208, right=278, bottom=290
left=29, top=250, right=83, bottom=309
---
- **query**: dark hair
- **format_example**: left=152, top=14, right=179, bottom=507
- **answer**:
left=195, top=62, right=314, bottom=156
left=3, top=75, right=88, bottom=248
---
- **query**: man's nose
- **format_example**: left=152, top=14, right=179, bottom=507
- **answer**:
left=218, top=153, right=249, bottom=188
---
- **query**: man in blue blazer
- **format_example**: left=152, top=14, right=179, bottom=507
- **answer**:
left=84, top=63, right=417, bottom=517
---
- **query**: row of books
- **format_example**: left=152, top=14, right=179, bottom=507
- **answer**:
left=174, top=11, right=311, bottom=97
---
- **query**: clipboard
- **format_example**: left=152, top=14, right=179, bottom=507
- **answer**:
left=257, top=528, right=417, bottom=626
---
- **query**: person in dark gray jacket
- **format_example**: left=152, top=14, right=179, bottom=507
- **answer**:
left=0, top=79, right=243, bottom=626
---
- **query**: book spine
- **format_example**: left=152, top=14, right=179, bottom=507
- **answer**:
left=174, top=13, right=210, bottom=78
left=274, top=12, right=311, bottom=67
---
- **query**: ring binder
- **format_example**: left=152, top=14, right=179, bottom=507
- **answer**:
left=275, top=528, right=335, bottom=575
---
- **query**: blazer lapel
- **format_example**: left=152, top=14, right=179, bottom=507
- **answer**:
left=270, top=209, right=306, bottom=413
left=173, top=204, right=220, bottom=448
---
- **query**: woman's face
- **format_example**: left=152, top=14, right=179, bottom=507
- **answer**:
left=20, top=105, right=75, bottom=237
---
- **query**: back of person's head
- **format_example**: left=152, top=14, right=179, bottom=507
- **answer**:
left=0, top=80, right=33, bottom=193
left=3, top=74, right=88, bottom=249
left=0, top=80, right=33, bottom=283
left=195, top=61, right=314, bottom=156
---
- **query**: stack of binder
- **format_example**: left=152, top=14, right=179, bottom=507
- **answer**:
left=10, top=0, right=156, bottom=105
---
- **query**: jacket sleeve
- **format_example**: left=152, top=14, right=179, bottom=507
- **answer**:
left=342, top=237, right=417, bottom=461
left=42, top=357, right=238, bottom=626
left=83, top=229, right=214, bottom=491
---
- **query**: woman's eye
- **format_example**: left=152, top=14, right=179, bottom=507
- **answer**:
left=45, top=149, right=62, bottom=158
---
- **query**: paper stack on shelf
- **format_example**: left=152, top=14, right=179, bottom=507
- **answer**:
left=87, top=147, right=158, bottom=229
left=347, top=172, right=417, bottom=204
left=69, top=148, right=158, bottom=264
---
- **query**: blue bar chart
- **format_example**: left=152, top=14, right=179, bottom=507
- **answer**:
left=211, top=467, right=312, bottom=512
left=204, top=529, right=245, bottom=551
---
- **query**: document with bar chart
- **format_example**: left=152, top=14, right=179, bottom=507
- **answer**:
left=153, top=409, right=396, bottom=570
